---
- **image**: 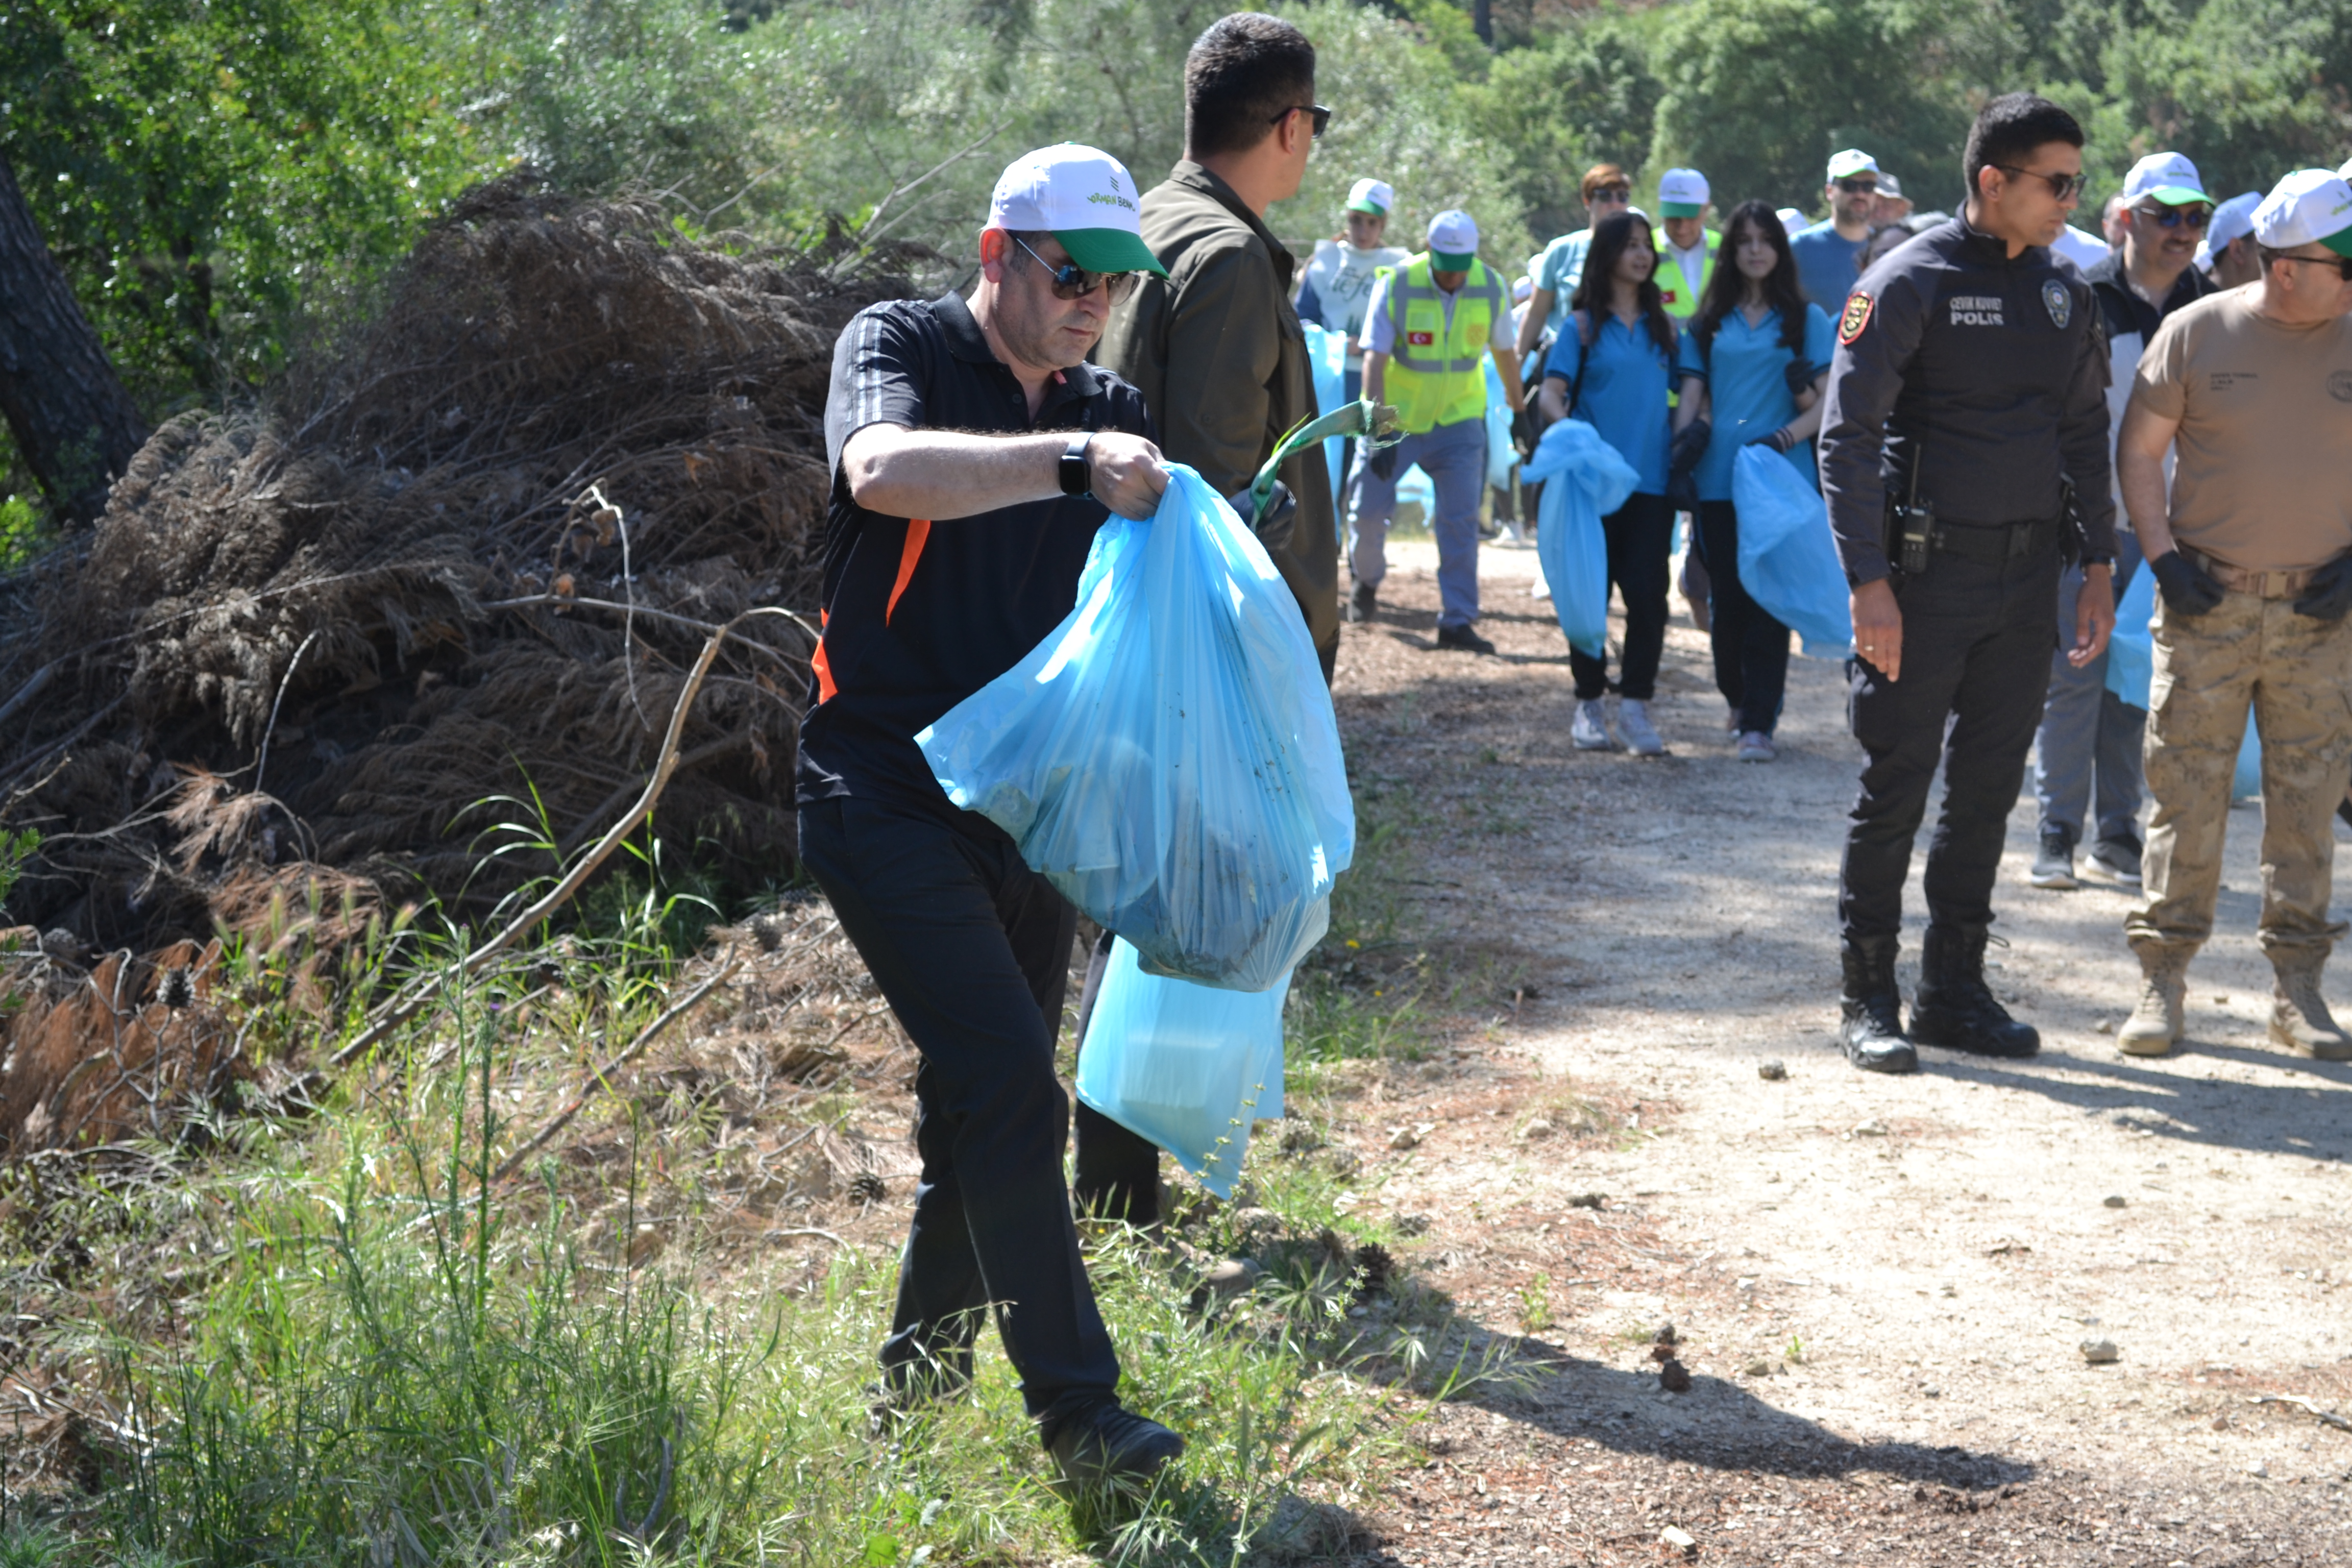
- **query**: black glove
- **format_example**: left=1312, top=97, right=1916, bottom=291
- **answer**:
left=1510, top=405, right=1538, bottom=460
left=1229, top=479, right=1296, bottom=554
left=1745, top=426, right=1798, bottom=453
left=2294, top=553, right=2352, bottom=621
left=1366, top=444, right=1399, bottom=482
left=2150, top=549, right=2225, bottom=617
left=1782, top=359, right=1818, bottom=397
left=1669, top=418, right=1711, bottom=474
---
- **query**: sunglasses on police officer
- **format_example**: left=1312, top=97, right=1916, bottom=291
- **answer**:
left=1011, top=235, right=1143, bottom=305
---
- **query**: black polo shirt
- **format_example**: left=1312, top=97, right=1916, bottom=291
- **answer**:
left=798, top=290, right=1155, bottom=825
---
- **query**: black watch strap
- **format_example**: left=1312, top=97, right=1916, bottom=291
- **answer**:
left=1059, top=433, right=1093, bottom=498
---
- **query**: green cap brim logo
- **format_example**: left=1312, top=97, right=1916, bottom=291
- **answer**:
left=1052, top=226, right=1169, bottom=278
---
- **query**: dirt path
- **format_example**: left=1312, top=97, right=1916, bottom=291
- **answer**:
left=1315, top=538, right=2352, bottom=1565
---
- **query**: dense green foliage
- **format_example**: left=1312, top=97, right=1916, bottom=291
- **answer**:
left=5, top=0, right=2351, bottom=513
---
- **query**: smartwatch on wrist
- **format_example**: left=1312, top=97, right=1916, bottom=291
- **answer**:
left=1058, top=434, right=1093, bottom=498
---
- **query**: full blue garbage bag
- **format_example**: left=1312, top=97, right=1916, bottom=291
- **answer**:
left=1301, top=322, right=1350, bottom=492
left=1483, top=359, right=1516, bottom=491
left=1076, top=938, right=1290, bottom=1198
left=1731, top=445, right=1853, bottom=658
left=917, top=465, right=1355, bottom=992
left=1522, top=418, right=1637, bottom=658
left=2104, top=564, right=2155, bottom=708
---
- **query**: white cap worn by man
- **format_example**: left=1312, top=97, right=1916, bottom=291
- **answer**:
left=988, top=143, right=1170, bottom=279
left=2195, top=190, right=2265, bottom=287
left=1790, top=150, right=1880, bottom=305
left=1654, top=167, right=1717, bottom=318
left=2114, top=167, right=2352, bottom=1062
left=1298, top=176, right=1409, bottom=365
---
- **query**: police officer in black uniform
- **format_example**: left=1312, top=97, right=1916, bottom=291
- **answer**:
left=1819, top=93, right=2119, bottom=1074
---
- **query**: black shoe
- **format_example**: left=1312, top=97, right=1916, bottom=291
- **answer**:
left=1909, top=923, right=2040, bottom=1057
left=1435, top=622, right=1496, bottom=655
left=2084, top=831, right=2143, bottom=891
left=1839, top=935, right=1918, bottom=1074
left=2028, top=824, right=2078, bottom=890
left=1046, top=1402, right=1185, bottom=1492
left=1347, top=582, right=1378, bottom=623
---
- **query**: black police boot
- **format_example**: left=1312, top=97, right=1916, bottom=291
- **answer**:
left=1839, top=935, right=1917, bottom=1074
left=1909, top=923, right=2040, bottom=1057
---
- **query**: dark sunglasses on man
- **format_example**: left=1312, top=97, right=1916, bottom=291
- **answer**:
left=1013, top=235, right=1143, bottom=304
left=1269, top=103, right=1333, bottom=138
left=2135, top=203, right=2213, bottom=230
left=1992, top=164, right=2089, bottom=202
left=1835, top=177, right=1878, bottom=195
left=2274, top=251, right=2352, bottom=282
left=1589, top=186, right=1632, bottom=206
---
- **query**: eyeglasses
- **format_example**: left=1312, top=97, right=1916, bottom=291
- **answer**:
left=1011, top=235, right=1143, bottom=304
left=1834, top=177, right=1879, bottom=195
left=2135, top=204, right=2213, bottom=230
left=1992, top=164, right=2089, bottom=202
left=1269, top=103, right=1332, bottom=138
left=1588, top=186, right=1632, bottom=205
left=2274, top=252, right=2352, bottom=281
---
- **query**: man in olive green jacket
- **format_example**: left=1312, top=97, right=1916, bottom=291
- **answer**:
left=1099, top=12, right=1339, bottom=674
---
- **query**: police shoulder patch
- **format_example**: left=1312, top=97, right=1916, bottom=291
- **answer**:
left=1839, top=291, right=1874, bottom=345
left=2042, top=278, right=2072, bottom=329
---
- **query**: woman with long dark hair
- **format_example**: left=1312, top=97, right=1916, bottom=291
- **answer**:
left=1672, top=201, right=1834, bottom=762
left=1538, top=210, right=1680, bottom=755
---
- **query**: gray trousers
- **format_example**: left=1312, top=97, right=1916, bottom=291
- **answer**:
left=1347, top=416, right=1486, bottom=629
left=2034, top=525, right=2146, bottom=847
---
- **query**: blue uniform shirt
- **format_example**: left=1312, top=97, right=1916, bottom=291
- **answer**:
left=1545, top=312, right=1673, bottom=495
left=1818, top=216, right=2116, bottom=585
left=1789, top=222, right=1869, bottom=310
left=1676, top=304, right=1836, bottom=502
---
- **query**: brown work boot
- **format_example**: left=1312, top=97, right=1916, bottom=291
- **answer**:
left=2268, top=954, right=2352, bottom=1060
left=2117, top=947, right=2189, bottom=1058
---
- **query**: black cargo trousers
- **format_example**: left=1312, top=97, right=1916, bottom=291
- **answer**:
left=1839, top=531, right=2063, bottom=943
left=798, top=795, right=1118, bottom=1440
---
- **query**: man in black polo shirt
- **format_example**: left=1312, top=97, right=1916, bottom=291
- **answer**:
left=798, top=144, right=1181, bottom=1489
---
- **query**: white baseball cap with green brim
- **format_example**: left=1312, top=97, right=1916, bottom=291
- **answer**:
left=2252, top=168, right=2352, bottom=257
left=1657, top=168, right=1709, bottom=218
left=1427, top=210, right=1480, bottom=271
left=1826, top=149, right=1878, bottom=183
left=988, top=143, right=1168, bottom=277
left=2122, top=151, right=2208, bottom=208
left=1346, top=178, right=1394, bottom=215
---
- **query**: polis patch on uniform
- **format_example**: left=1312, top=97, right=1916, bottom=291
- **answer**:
left=1839, top=291, right=1873, bottom=345
left=2042, top=278, right=2071, bottom=329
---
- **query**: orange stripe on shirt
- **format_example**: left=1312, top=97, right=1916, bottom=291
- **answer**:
left=811, top=607, right=837, bottom=705
left=886, top=519, right=931, bottom=624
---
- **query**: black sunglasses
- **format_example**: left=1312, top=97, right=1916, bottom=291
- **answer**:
left=2276, top=252, right=2352, bottom=281
left=1012, top=235, right=1142, bottom=304
left=1993, top=164, right=2089, bottom=202
left=1270, top=103, right=1332, bottom=138
left=1834, top=177, right=1878, bottom=194
left=2136, top=203, right=2213, bottom=230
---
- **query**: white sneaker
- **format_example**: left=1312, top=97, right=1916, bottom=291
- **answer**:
left=1571, top=700, right=1614, bottom=751
left=1618, top=699, right=1666, bottom=756
left=1736, top=730, right=1777, bottom=763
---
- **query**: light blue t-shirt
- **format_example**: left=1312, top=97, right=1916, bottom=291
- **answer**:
left=1530, top=231, right=1594, bottom=338
left=1544, top=312, right=1672, bottom=495
left=1787, top=222, right=1868, bottom=310
left=1675, top=304, right=1836, bottom=503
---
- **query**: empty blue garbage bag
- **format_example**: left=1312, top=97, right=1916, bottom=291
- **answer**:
left=918, top=464, right=1355, bottom=992
left=1076, top=937, right=1291, bottom=1199
left=2104, top=565, right=2156, bottom=709
left=1522, top=418, right=1637, bottom=658
left=1301, top=322, right=1350, bottom=493
left=1731, top=445, right=1853, bottom=658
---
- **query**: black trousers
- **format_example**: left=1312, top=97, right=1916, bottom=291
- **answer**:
left=798, top=796, right=1117, bottom=1437
left=1072, top=927, right=1162, bottom=1225
left=1569, top=491, right=1673, bottom=701
left=1838, top=545, right=2061, bottom=943
left=1696, top=500, right=1793, bottom=735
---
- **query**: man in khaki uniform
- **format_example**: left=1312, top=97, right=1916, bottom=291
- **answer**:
left=2115, top=168, right=2352, bottom=1059
left=1099, top=11, right=1339, bottom=677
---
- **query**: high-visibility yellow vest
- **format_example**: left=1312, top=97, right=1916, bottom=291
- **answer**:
left=1656, top=229, right=1721, bottom=320
left=1379, top=255, right=1502, bottom=434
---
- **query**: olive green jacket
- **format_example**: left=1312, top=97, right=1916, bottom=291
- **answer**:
left=1099, top=162, right=1339, bottom=663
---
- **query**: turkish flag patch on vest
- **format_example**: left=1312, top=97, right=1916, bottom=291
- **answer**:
left=1406, top=330, right=1435, bottom=346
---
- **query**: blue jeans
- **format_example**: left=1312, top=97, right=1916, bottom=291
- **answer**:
left=2033, top=526, right=2146, bottom=847
left=1348, top=416, right=1487, bottom=628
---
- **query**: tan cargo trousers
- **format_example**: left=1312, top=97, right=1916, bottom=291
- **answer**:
left=2127, top=589, right=2352, bottom=959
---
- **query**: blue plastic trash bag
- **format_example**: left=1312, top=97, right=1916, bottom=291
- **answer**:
left=1076, top=937, right=1291, bottom=1198
left=917, top=464, right=1355, bottom=992
left=1301, top=322, right=1350, bottom=492
left=1483, top=359, right=1516, bottom=491
left=1731, top=445, right=1853, bottom=658
left=2234, top=709, right=2262, bottom=802
left=2103, top=565, right=2155, bottom=708
left=1522, top=418, right=1637, bottom=658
